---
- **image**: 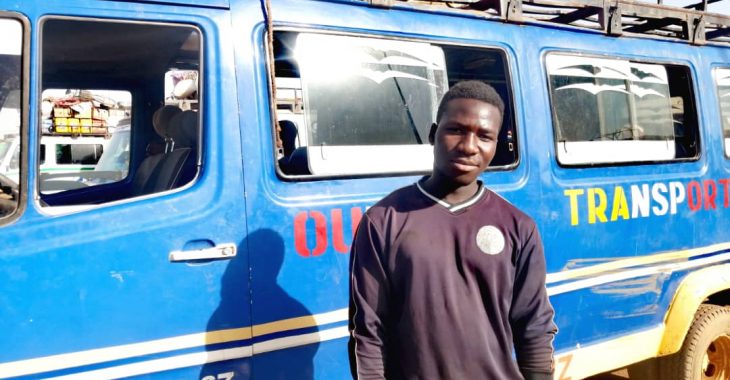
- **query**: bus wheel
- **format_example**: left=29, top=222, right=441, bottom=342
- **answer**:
left=662, top=304, right=730, bottom=380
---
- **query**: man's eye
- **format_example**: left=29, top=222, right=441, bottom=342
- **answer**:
left=478, top=134, right=493, bottom=141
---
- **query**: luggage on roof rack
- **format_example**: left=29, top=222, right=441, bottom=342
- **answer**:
left=362, top=0, right=730, bottom=45
left=41, top=94, right=121, bottom=137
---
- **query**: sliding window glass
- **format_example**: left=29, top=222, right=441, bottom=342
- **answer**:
left=546, top=53, right=698, bottom=166
left=714, top=68, right=730, bottom=158
left=272, top=32, right=518, bottom=177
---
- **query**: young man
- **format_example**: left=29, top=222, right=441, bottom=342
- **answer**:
left=349, top=81, right=556, bottom=380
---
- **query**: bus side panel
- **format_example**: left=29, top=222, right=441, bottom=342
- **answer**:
left=532, top=37, right=721, bottom=354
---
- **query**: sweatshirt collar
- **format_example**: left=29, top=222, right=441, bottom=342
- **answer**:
left=415, top=179, right=486, bottom=213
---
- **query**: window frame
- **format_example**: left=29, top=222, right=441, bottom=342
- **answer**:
left=35, top=15, right=205, bottom=213
left=0, top=12, right=29, bottom=227
left=267, top=27, right=521, bottom=182
left=544, top=50, right=701, bottom=168
left=712, top=66, right=730, bottom=159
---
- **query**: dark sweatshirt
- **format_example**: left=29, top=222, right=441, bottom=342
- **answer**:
left=349, top=181, right=556, bottom=380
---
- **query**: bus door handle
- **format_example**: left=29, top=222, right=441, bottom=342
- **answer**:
left=169, top=243, right=237, bottom=262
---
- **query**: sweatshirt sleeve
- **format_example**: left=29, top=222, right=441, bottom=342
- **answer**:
left=349, top=214, right=390, bottom=380
left=509, top=223, right=557, bottom=377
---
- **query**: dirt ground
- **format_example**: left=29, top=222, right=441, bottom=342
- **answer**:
left=584, top=368, right=630, bottom=379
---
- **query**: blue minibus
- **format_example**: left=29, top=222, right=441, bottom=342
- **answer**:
left=1, top=0, right=730, bottom=379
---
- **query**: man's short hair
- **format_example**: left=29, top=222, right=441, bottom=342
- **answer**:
left=436, top=80, right=505, bottom=123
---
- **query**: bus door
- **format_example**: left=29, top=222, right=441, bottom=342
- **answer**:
left=232, top=0, right=526, bottom=378
left=0, top=2, right=251, bottom=379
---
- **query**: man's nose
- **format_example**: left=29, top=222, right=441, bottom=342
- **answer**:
left=458, top=133, right=479, bottom=154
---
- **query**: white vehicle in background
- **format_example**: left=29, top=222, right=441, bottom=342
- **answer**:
left=90, top=120, right=130, bottom=183
left=0, top=134, right=110, bottom=191
left=0, top=88, right=20, bottom=184
left=0, top=134, right=19, bottom=184
left=38, top=119, right=131, bottom=192
left=36, top=135, right=109, bottom=192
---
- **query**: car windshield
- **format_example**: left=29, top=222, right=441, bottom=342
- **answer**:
left=93, top=124, right=130, bottom=182
left=0, top=137, right=11, bottom=158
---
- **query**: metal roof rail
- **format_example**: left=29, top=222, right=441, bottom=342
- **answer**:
left=363, top=0, right=730, bottom=45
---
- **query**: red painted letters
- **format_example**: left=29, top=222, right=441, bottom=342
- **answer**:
left=293, top=211, right=328, bottom=257
left=294, top=207, right=365, bottom=257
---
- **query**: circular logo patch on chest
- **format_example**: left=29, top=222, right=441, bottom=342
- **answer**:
left=476, top=225, right=505, bottom=255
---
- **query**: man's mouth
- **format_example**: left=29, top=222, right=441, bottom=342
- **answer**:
left=450, top=159, right=478, bottom=172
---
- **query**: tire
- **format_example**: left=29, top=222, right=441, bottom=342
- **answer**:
left=660, top=304, right=730, bottom=380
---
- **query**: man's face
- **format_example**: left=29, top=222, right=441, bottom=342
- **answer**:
left=430, top=98, right=501, bottom=186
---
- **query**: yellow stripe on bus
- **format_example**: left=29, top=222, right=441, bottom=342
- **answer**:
left=0, top=308, right=348, bottom=378
left=546, top=242, right=730, bottom=284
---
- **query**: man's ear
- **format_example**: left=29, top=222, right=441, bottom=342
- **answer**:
left=428, top=123, right=437, bottom=145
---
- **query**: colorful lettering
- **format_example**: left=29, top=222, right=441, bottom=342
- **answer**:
left=651, top=182, right=669, bottom=216
left=587, top=188, right=608, bottom=224
left=565, top=178, right=730, bottom=226
left=331, top=209, right=349, bottom=254
left=720, top=179, right=730, bottom=208
left=703, top=180, right=717, bottom=210
left=687, top=181, right=702, bottom=211
left=293, top=207, right=365, bottom=258
left=293, top=211, right=328, bottom=257
left=564, top=189, right=584, bottom=226
left=669, top=181, right=685, bottom=215
left=556, top=353, right=573, bottom=380
left=610, top=186, right=629, bottom=221
left=631, top=184, right=650, bottom=218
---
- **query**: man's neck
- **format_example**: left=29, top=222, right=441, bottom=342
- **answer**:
left=421, top=175, right=480, bottom=205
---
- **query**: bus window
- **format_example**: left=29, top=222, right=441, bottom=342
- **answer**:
left=547, top=53, right=699, bottom=166
left=714, top=68, right=730, bottom=158
left=0, top=18, right=22, bottom=221
left=272, top=31, right=517, bottom=177
left=40, top=19, right=201, bottom=206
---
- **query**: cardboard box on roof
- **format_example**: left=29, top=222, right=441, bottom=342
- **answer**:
left=91, top=127, right=108, bottom=135
left=109, top=109, right=126, bottom=119
left=71, top=102, right=93, bottom=119
left=54, top=117, right=69, bottom=127
left=53, top=107, right=73, bottom=118
left=92, top=108, right=109, bottom=121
